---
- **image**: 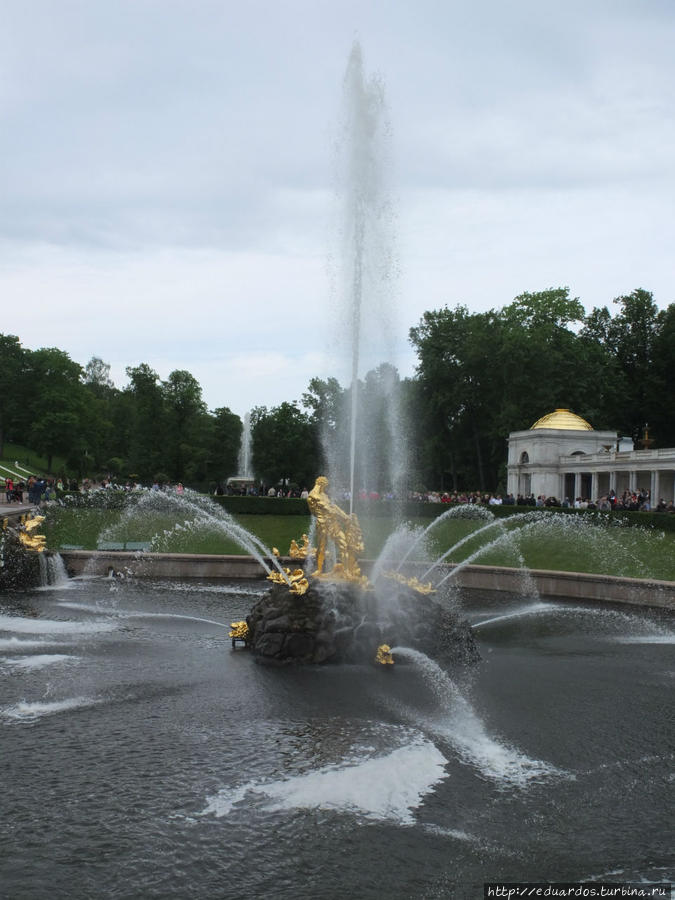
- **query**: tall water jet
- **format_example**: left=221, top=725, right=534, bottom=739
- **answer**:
left=330, top=42, right=402, bottom=510
left=237, top=411, right=252, bottom=480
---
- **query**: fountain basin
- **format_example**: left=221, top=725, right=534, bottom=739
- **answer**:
left=57, top=550, right=675, bottom=610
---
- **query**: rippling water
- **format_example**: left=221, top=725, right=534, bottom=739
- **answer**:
left=1, top=576, right=673, bottom=898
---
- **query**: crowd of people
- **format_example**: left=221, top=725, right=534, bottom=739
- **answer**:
left=3, top=472, right=674, bottom=515
left=223, top=482, right=675, bottom=513
left=2, top=475, right=70, bottom=505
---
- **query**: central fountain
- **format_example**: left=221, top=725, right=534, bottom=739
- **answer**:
left=244, top=475, right=479, bottom=666
left=236, top=42, right=479, bottom=667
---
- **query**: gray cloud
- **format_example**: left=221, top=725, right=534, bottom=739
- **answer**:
left=1, top=0, right=673, bottom=415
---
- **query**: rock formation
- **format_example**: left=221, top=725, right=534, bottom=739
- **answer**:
left=246, top=580, right=479, bottom=668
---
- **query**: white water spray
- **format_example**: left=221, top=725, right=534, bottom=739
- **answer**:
left=331, top=42, right=400, bottom=509
left=391, top=646, right=563, bottom=785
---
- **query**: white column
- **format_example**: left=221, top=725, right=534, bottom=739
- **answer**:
left=609, top=470, right=617, bottom=493
left=651, top=470, right=659, bottom=505
left=574, top=473, right=581, bottom=499
left=591, top=472, right=598, bottom=502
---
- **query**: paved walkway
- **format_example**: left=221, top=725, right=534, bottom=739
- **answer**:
left=0, top=504, right=36, bottom=518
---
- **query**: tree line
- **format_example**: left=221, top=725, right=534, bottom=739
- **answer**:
left=0, top=343, right=241, bottom=486
left=408, top=287, right=674, bottom=491
left=1, top=287, right=672, bottom=492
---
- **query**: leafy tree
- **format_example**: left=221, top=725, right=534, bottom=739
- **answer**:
left=84, top=357, right=114, bottom=392
left=251, top=403, right=319, bottom=489
left=0, top=334, right=26, bottom=457
left=501, top=288, right=584, bottom=328
left=410, top=305, right=502, bottom=489
left=497, top=287, right=607, bottom=433
left=643, top=301, right=675, bottom=446
left=302, top=375, right=347, bottom=483
left=605, top=289, right=661, bottom=440
left=358, top=362, right=404, bottom=494
left=24, top=348, right=86, bottom=472
left=80, top=357, right=118, bottom=470
left=162, top=370, right=207, bottom=481
left=409, top=288, right=618, bottom=490
left=125, top=364, right=166, bottom=480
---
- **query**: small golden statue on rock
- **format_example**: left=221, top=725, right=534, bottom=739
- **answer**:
left=229, top=621, right=249, bottom=640
left=307, top=476, right=366, bottom=584
left=375, top=644, right=394, bottom=665
left=288, top=533, right=313, bottom=559
left=266, top=567, right=310, bottom=596
left=18, top=515, right=47, bottom=553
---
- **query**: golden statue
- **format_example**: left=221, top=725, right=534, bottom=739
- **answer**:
left=375, top=644, right=394, bottom=665
left=381, top=570, right=436, bottom=595
left=289, top=533, right=313, bottom=559
left=267, top=567, right=310, bottom=596
left=307, top=476, right=365, bottom=583
left=18, top=515, right=47, bottom=553
left=229, top=621, right=249, bottom=640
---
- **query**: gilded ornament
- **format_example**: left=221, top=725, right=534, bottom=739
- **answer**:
left=375, top=644, right=394, bottom=665
left=266, top=567, right=309, bottom=596
left=289, top=533, right=314, bottom=559
left=381, top=570, right=436, bottom=595
left=229, top=621, right=249, bottom=640
left=18, top=515, right=47, bottom=553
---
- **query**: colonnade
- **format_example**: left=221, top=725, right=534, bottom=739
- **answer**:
left=562, top=468, right=675, bottom=504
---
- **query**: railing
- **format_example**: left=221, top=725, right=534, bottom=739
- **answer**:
left=559, top=448, right=675, bottom=465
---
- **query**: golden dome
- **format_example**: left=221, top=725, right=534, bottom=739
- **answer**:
left=530, top=409, right=593, bottom=431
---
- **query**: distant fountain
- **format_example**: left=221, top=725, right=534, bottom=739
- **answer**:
left=237, top=411, right=252, bottom=480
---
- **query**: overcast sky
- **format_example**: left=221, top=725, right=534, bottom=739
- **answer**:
left=2, top=0, right=673, bottom=417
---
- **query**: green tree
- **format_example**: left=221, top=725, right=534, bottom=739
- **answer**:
left=251, top=403, right=319, bottom=489
left=497, top=287, right=608, bottom=432
left=359, top=362, right=404, bottom=494
left=410, top=305, right=502, bottom=489
left=84, top=357, right=114, bottom=392
left=81, top=357, right=117, bottom=471
left=606, top=289, right=661, bottom=440
left=162, top=370, right=207, bottom=482
left=410, top=288, right=617, bottom=491
left=0, top=334, right=26, bottom=457
left=641, top=301, right=675, bottom=446
left=25, top=348, right=86, bottom=472
left=125, top=364, right=166, bottom=480
left=301, top=376, right=346, bottom=480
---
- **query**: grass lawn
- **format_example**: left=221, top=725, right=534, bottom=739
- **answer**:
left=43, top=504, right=675, bottom=582
left=0, top=443, right=68, bottom=478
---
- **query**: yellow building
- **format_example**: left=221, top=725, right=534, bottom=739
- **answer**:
left=507, top=409, right=675, bottom=503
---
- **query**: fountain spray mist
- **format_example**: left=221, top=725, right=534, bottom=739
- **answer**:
left=330, top=42, right=402, bottom=511
left=237, top=411, right=252, bottom=480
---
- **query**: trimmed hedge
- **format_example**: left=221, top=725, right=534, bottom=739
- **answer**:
left=212, top=495, right=310, bottom=516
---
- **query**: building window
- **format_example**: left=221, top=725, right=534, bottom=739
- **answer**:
left=520, top=451, right=529, bottom=464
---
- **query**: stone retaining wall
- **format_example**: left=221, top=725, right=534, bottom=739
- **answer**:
left=57, top=550, right=675, bottom=610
